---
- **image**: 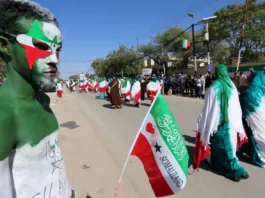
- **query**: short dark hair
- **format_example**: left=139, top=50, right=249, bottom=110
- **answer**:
left=0, top=0, right=58, bottom=35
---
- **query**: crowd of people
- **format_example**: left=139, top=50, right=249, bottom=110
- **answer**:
left=160, top=67, right=265, bottom=98
left=62, top=65, right=265, bottom=183
left=62, top=66, right=265, bottom=110
left=64, top=75, right=163, bottom=108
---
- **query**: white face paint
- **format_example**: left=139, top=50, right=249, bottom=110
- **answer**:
left=32, top=22, right=62, bottom=91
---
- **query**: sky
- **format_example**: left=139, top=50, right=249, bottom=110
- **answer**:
left=34, top=0, right=245, bottom=79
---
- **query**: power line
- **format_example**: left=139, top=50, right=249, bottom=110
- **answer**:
left=175, top=0, right=218, bottom=24
left=196, top=3, right=265, bottom=26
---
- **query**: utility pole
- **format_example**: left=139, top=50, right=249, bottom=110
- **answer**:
left=161, top=44, right=166, bottom=75
left=136, top=36, right=141, bottom=68
left=192, top=24, right=197, bottom=72
left=205, top=22, right=210, bottom=65
left=237, top=0, right=249, bottom=71
left=188, top=13, right=216, bottom=72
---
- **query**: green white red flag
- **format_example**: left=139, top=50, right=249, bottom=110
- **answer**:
left=182, top=39, right=191, bottom=50
left=114, top=93, right=189, bottom=197
left=98, top=78, right=107, bottom=92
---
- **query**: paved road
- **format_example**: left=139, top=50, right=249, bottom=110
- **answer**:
left=61, top=91, right=265, bottom=198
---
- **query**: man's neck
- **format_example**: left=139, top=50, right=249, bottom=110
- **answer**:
left=0, top=66, right=36, bottom=100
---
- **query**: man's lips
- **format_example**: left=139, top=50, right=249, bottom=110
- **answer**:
left=44, top=69, right=58, bottom=77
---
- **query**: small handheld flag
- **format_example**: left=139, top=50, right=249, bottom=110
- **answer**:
left=114, top=93, right=189, bottom=197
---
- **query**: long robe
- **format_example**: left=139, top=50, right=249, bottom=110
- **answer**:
left=240, top=72, right=265, bottom=168
left=109, top=79, right=122, bottom=106
left=193, top=64, right=248, bottom=179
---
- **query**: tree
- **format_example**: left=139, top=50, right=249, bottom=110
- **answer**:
left=92, top=45, right=144, bottom=77
left=69, top=75, right=79, bottom=80
left=209, top=0, right=265, bottom=62
left=138, top=26, right=207, bottom=70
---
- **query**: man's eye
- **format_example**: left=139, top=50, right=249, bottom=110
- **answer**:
left=32, top=39, right=50, bottom=51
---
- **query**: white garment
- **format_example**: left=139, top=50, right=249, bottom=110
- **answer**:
left=56, top=83, right=63, bottom=91
left=131, top=81, right=141, bottom=104
left=196, top=78, right=202, bottom=87
left=198, top=83, right=246, bottom=149
left=239, top=74, right=247, bottom=87
left=245, top=97, right=265, bottom=164
left=147, top=81, right=159, bottom=92
left=3, top=132, right=72, bottom=198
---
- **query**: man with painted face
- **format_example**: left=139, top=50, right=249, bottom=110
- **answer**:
left=0, top=1, right=75, bottom=197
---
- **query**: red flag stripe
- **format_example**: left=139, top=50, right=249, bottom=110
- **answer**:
left=193, top=131, right=211, bottom=170
left=131, top=133, right=174, bottom=197
left=134, top=91, right=141, bottom=103
left=99, top=87, right=107, bottom=92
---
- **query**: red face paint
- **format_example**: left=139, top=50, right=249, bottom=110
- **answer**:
left=21, top=44, right=52, bottom=70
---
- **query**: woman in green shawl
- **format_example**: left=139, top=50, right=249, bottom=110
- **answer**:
left=193, top=64, right=249, bottom=182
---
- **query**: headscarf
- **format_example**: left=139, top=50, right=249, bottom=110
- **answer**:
left=122, top=77, right=129, bottom=88
left=214, top=64, right=233, bottom=124
left=240, top=72, right=265, bottom=117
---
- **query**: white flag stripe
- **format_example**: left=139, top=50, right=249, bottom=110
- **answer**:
left=99, top=81, right=107, bottom=88
left=141, top=114, right=187, bottom=193
left=246, top=96, right=265, bottom=162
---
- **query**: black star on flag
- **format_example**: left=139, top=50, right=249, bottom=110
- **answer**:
left=153, top=142, right=162, bottom=153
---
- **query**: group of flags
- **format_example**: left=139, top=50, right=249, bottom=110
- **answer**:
left=114, top=93, right=189, bottom=198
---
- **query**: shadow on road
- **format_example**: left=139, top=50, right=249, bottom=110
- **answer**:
left=183, top=135, right=196, bottom=144
left=237, top=152, right=255, bottom=166
left=186, top=145, right=220, bottom=176
left=60, top=121, right=80, bottom=129
left=141, top=102, right=151, bottom=107
left=123, top=103, right=136, bottom=107
left=102, top=104, right=114, bottom=109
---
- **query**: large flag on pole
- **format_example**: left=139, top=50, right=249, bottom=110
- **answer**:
left=114, top=93, right=189, bottom=198
left=182, top=39, right=191, bottom=50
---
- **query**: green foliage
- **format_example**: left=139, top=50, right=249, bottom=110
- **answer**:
left=92, top=1, right=265, bottom=73
left=209, top=0, right=265, bottom=62
left=138, top=26, right=207, bottom=69
left=69, top=75, right=79, bottom=80
left=92, top=45, right=143, bottom=77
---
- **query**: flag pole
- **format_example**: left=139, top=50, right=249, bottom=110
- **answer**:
left=114, top=90, right=161, bottom=198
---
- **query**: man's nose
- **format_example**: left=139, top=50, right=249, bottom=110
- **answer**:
left=47, top=50, right=59, bottom=64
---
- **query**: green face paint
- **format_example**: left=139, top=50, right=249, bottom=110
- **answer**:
left=15, top=19, right=62, bottom=91
left=26, top=20, right=61, bottom=45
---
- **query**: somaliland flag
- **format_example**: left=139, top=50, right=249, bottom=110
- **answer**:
left=131, top=94, right=189, bottom=197
left=182, top=39, right=191, bottom=50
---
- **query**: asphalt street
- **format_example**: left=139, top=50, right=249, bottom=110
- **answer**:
left=60, top=91, right=265, bottom=198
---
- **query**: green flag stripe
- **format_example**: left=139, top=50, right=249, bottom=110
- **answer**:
left=122, top=78, right=128, bottom=88
left=150, top=94, right=189, bottom=176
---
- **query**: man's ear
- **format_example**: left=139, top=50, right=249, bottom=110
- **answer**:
left=0, top=36, right=11, bottom=63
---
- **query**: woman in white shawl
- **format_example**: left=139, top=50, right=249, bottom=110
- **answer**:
left=193, top=64, right=249, bottom=182
left=240, top=72, right=265, bottom=168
